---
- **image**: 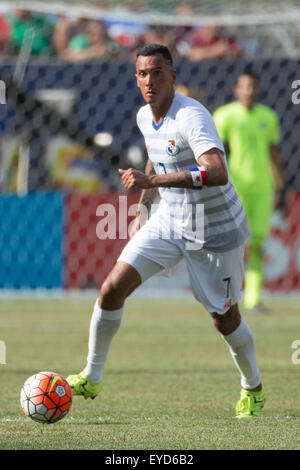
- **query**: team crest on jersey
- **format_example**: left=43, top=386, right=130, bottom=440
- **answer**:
left=166, top=140, right=180, bottom=157
left=259, top=121, right=268, bottom=130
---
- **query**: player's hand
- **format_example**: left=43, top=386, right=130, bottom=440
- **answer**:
left=118, top=168, right=154, bottom=190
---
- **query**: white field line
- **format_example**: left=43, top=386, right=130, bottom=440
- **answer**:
left=1, top=415, right=300, bottom=424
left=0, top=416, right=166, bottom=423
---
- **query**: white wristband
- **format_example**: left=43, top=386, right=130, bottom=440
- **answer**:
left=189, top=166, right=207, bottom=189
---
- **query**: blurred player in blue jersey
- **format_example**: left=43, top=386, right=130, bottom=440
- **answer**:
left=67, top=44, right=266, bottom=417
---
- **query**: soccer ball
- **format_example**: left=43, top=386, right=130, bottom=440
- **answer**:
left=20, top=371, right=72, bottom=424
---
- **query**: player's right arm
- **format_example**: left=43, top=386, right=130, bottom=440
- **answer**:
left=128, top=159, right=159, bottom=239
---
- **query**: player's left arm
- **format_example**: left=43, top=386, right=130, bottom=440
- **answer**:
left=270, top=144, right=285, bottom=190
left=269, top=111, right=285, bottom=191
left=119, top=147, right=228, bottom=190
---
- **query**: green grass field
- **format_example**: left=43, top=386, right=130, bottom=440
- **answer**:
left=0, top=296, right=299, bottom=450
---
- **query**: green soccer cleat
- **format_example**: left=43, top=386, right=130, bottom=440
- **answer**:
left=66, top=371, right=102, bottom=400
left=235, top=386, right=266, bottom=418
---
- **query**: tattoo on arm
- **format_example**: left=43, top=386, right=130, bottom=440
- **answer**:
left=137, top=160, right=159, bottom=214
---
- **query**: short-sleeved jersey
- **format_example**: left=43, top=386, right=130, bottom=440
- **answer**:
left=136, top=92, right=249, bottom=252
left=213, top=102, right=280, bottom=195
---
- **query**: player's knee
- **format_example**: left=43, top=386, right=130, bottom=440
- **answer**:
left=211, top=304, right=241, bottom=335
left=99, top=279, right=125, bottom=309
left=99, top=262, right=141, bottom=310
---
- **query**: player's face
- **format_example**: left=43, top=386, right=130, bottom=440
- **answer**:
left=135, top=54, right=176, bottom=110
left=234, top=75, right=260, bottom=108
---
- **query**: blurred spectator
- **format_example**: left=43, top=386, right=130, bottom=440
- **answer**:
left=0, top=15, right=10, bottom=54
left=7, top=8, right=54, bottom=55
left=106, top=20, right=146, bottom=59
left=53, top=17, right=121, bottom=62
left=142, top=25, right=171, bottom=47
left=108, top=24, right=143, bottom=51
left=175, top=1, right=196, bottom=16
left=53, top=16, right=86, bottom=56
left=188, top=24, right=244, bottom=61
left=140, top=25, right=180, bottom=60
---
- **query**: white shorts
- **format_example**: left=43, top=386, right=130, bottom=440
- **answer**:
left=118, top=216, right=245, bottom=315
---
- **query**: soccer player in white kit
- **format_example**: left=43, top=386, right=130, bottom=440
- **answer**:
left=67, top=44, right=266, bottom=417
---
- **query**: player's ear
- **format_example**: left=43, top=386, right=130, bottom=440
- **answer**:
left=171, top=68, right=176, bottom=84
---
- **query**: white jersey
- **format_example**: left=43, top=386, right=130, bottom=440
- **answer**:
left=136, top=92, right=249, bottom=252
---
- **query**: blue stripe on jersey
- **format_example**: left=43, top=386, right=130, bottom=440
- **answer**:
left=152, top=120, right=164, bottom=131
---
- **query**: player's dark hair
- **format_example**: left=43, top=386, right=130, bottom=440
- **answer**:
left=236, top=69, right=260, bottom=84
left=136, top=43, right=173, bottom=67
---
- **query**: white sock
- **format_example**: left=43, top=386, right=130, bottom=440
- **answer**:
left=83, top=300, right=123, bottom=384
left=222, top=317, right=261, bottom=389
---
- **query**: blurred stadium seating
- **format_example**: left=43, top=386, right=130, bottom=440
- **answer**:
left=0, top=0, right=300, bottom=293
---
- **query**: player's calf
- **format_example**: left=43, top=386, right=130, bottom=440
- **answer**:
left=212, top=305, right=264, bottom=416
